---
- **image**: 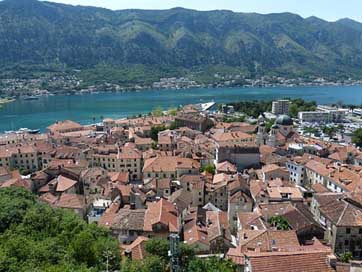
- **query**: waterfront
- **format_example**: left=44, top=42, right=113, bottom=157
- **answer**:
left=1, top=85, right=362, bottom=132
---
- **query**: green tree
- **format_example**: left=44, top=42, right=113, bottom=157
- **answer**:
left=187, top=257, right=236, bottom=272
left=201, top=164, right=216, bottom=175
left=340, top=252, right=353, bottom=263
left=152, top=107, right=163, bottom=117
left=352, top=129, right=362, bottom=147
left=150, top=125, right=167, bottom=141
left=168, top=107, right=178, bottom=116
left=0, top=187, right=36, bottom=233
left=288, top=104, right=299, bottom=118
left=0, top=187, right=120, bottom=272
left=144, top=239, right=169, bottom=261
left=169, top=121, right=178, bottom=130
left=268, top=215, right=290, bottom=230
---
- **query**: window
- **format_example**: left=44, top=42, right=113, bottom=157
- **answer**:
left=345, top=240, right=349, bottom=246
left=359, top=229, right=362, bottom=234
left=346, top=228, right=351, bottom=234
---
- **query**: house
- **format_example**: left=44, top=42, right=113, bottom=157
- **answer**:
left=237, top=229, right=300, bottom=252
left=179, top=174, right=205, bottom=207
left=216, top=161, right=238, bottom=174
left=212, top=131, right=255, bottom=147
left=112, top=208, right=146, bottom=244
left=305, top=160, right=333, bottom=188
left=175, top=112, right=212, bottom=132
left=183, top=207, right=209, bottom=253
left=143, top=198, right=179, bottom=238
left=0, top=166, right=12, bottom=182
left=143, top=156, right=200, bottom=180
left=311, top=193, right=362, bottom=258
left=134, top=136, right=153, bottom=151
left=216, top=144, right=260, bottom=171
left=92, top=146, right=142, bottom=181
left=261, top=164, right=289, bottom=182
left=47, top=120, right=83, bottom=134
left=55, top=175, right=78, bottom=194
left=207, top=210, right=233, bottom=254
left=244, top=245, right=335, bottom=272
left=258, top=202, right=325, bottom=243
left=169, top=188, right=193, bottom=215
left=121, top=236, right=149, bottom=260
left=55, top=193, right=87, bottom=217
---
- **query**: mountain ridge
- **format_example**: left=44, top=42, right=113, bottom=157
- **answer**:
left=1, top=0, right=362, bottom=79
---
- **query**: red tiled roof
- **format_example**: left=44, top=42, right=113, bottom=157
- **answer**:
left=56, top=175, right=77, bottom=192
left=245, top=249, right=334, bottom=272
left=55, top=193, right=85, bottom=210
left=143, top=198, right=178, bottom=233
left=121, top=236, right=149, bottom=260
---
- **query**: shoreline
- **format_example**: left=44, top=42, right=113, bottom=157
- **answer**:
left=1, top=84, right=362, bottom=133
left=43, top=82, right=362, bottom=97
left=0, top=98, right=16, bottom=107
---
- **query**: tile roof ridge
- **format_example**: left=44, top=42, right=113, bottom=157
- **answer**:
left=336, top=201, right=349, bottom=226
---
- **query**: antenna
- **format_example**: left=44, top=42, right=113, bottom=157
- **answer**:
left=169, top=234, right=180, bottom=272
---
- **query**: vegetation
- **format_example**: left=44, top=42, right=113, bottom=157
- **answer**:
left=303, top=127, right=320, bottom=135
left=268, top=215, right=290, bottom=230
left=229, top=99, right=316, bottom=118
left=168, top=107, right=179, bottom=117
left=340, top=252, right=353, bottom=263
left=201, top=164, right=216, bottom=175
left=1, top=0, right=362, bottom=83
left=0, top=187, right=120, bottom=272
left=229, top=100, right=272, bottom=118
left=150, top=125, right=167, bottom=141
left=0, top=188, right=235, bottom=271
left=121, top=238, right=236, bottom=272
left=288, top=98, right=317, bottom=118
left=321, top=126, right=340, bottom=138
left=222, top=116, right=246, bottom=123
left=352, top=128, right=362, bottom=147
left=151, top=107, right=164, bottom=117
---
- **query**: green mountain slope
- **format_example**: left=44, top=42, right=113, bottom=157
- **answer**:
left=1, top=0, right=362, bottom=78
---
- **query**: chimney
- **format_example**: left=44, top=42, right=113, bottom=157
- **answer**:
left=326, top=254, right=337, bottom=268
left=124, top=249, right=132, bottom=260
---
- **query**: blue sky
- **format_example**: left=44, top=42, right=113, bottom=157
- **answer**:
left=47, top=0, right=362, bottom=22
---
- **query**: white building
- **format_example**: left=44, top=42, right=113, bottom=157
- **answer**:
left=298, top=109, right=346, bottom=123
left=286, top=159, right=306, bottom=186
left=272, top=100, right=290, bottom=115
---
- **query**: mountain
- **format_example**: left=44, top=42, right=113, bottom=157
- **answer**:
left=1, top=0, right=362, bottom=79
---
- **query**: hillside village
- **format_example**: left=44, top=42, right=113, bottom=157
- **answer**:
left=2, top=100, right=362, bottom=271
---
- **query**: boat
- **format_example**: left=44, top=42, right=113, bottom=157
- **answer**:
left=16, top=128, right=40, bottom=134
left=22, top=96, right=39, bottom=101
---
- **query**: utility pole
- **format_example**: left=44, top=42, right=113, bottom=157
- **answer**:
left=169, top=234, right=180, bottom=272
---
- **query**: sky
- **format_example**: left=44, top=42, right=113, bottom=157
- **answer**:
left=46, top=0, right=362, bottom=22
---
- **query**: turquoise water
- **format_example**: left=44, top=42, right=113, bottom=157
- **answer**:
left=1, top=85, right=362, bottom=132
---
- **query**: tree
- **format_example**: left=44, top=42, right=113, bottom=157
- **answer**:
left=352, top=128, right=362, bottom=147
left=201, top=164, right=216, bottom=175
left=144, top=239, right=169, bottom=261
left=0, top=187, right=120, bottom=272
left=288, top=104, right=299, bottom=118
left=0, top=187, right=36, bottom=233
left=268, top=215, right=290, bottom=230
left=265, top=119, right=275, bottom=133
left=152, top=107, right=163, bottom=117
left=168, top=108, right=178, bottom=116
left=340, top=252, right=353, bottom=263
left=150, top=125, right=167, bottom=141
left=187, top=257, right=236, bottom=272
left=169, top=121, right=178, bottom=130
